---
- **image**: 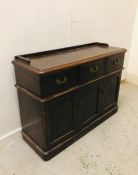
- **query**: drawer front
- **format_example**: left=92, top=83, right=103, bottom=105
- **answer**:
left=41, top=68, right=78, bottom=97
left=79, top=59, right=105, bottom=84
left=106, top=53, right=125, bottom=73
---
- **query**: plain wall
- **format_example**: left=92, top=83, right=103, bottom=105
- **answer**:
left=127, top=4, right=138, bottom=85
left=0, top=0, right=137, bottom=139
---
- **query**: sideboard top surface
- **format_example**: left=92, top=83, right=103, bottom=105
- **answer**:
left=13, top=42, right=126, bottom=74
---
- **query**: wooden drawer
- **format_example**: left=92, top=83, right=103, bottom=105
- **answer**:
left=79, top=59, right=105, bottom=84
left=40, top=68, right=78, bottom=97
left=15, top=66, right=78, bottom=98
left=106, top=53, right=125, bottom=73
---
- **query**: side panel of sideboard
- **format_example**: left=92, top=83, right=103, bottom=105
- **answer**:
left=17, top=88, right=47, bottom=150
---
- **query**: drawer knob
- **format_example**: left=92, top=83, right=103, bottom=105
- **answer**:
left=55, top=77, right=68, bottom=85
left=114, top=59, right=119, bottom=65
left=89, top=66, right=98, bottom=73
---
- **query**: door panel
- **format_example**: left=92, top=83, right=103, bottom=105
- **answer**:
left=78, top=82, right=100, bottom=126
left=47, top=93, right=75, bottom=144
left=101, top=72, right=121, bottom=112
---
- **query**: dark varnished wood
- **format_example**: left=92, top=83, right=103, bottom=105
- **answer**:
left=17, top=88, right=47, bottom=150
left=79, top=58, right=105, bottom=84
left=13, top=42, right=126, bottom=160
left=40, top=67, right=78, bottom=97
left=106, top=53, right=125, bottom=73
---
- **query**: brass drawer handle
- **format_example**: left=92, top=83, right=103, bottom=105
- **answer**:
left=55, top=76, right=68, bottom=85
left=89, top=66, right=98, bottom=73
left=114, top=59, right=120, bottom=65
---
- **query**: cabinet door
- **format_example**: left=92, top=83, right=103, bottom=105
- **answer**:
left=77, top=82, right=101, bottom=127
left=100, top=72, right=121, bottom=112
left=46, top=92, right=75, bottom=145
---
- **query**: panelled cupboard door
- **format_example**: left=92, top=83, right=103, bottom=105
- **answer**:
left=77, top=82, right=101, bottom=126
left=101, top=72, right=121, bottom=112
left=46, top=92, right=75, bottom=144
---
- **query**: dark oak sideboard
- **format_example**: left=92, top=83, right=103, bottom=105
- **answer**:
left=12, top=42, right=126, bottom=160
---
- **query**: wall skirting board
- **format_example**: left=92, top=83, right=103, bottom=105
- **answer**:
left=0, top=128, right=21, bottom=148
left=126, top=73, right=138, bottom=85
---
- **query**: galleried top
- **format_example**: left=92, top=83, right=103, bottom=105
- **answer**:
left=12, top=42, right=126, bottom=74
